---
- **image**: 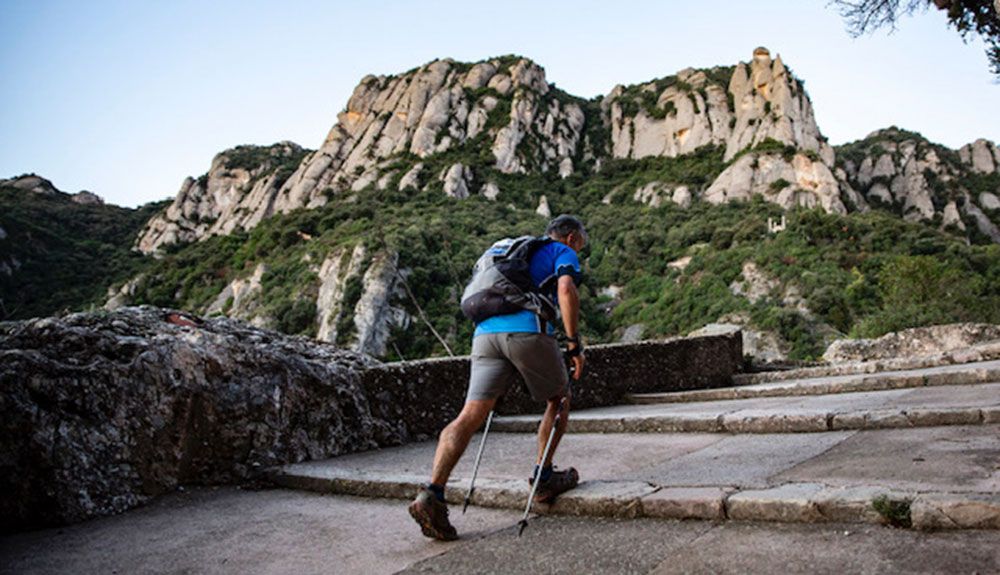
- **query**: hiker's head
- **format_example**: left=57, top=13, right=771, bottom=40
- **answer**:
left=546, top=214, right=587, bottom=253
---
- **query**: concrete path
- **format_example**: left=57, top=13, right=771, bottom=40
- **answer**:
left=402, top=517, right=1000, bottom=575
left=0, top=487, right=520, bottom=575
left=3, top=488, right=998, bottom=575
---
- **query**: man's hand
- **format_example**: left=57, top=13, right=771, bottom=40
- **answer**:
left=566, top=344, right=585, bottom=380
left=557, top=275, right=585, bottom=380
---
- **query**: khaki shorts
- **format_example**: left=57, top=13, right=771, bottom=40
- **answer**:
left=467, top=333, right=569, bottom=402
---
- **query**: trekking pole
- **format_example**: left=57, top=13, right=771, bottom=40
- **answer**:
left=517, top=394, right=566, bottom=537
left=463, top=409, right=495, bottom=514
left=517, top=364, right=573, bottom=537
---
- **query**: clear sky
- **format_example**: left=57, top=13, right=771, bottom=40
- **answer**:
left=1, top=0, right=996, bottom=207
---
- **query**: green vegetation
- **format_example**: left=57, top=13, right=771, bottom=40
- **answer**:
left=115, top=143, right=1000, bottom=362
left=872, top=495, right=912, bottom=528
left=0, top=187, right=167, bottom=320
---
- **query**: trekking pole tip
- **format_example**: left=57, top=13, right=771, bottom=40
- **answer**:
left=517, top=519, right=528, bottom=537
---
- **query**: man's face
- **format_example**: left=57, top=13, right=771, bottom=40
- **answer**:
left=568, top=229, right=587, bottom=253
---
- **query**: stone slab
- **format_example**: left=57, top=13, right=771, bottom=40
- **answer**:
left=640, top=487, right=730, bottom=520
left=911, top=492, right=1000, bottom=530
left=547, top=480, right=657, bottom=518
left=776, top=425, right=1000, bottom=493
left=726, top=483, right=828, bottom=522
left=621, top=432, right=855, bottom=488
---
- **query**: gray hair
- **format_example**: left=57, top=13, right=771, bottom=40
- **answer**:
left=545, top=214, right=586, bottom=240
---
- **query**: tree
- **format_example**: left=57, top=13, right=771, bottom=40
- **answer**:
left=833, top=0, right=1000, bottom=77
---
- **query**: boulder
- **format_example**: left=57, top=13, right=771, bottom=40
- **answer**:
left=0, top=307, right=394, bottom=533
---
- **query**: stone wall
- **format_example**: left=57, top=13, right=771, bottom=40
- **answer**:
left=361, top=332, right=743, bottom=440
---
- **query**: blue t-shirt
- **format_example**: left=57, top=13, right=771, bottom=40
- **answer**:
left=474, top=240, right=581, bottom=336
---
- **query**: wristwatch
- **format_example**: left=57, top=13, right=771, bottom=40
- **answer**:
left=564, top=335, right=584, bottom=357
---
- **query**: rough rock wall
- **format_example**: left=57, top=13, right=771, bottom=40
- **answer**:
left=361, top=332, right=743, bottom=440
left=605, top=47, right=833, bottom=165
left=136, top=142, right=307, bottom=254
left=0, top=307, right=395, bottom=533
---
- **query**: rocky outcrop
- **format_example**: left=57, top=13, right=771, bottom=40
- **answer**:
left=0, top=175, right=104, bottom=205
left=705, top=151, right=845, bottom=213
left=136, top=142, right=309, bottom=254
left=137, top=58, right=587, bottom=254
left=0, top=174, right=61, bottom=195
left=606, top=47, right=833, bottom=165
left=204, top=263, right=269, bottom=326
left=823, top=323, right=1000, bottom=363
left=70, top=191, right=104, bottom=205
left=836, top=129, right=1000, bottom=242
left=633, top=182, right=692, bottom=208
left=276, top=57, right=585, bottom=206
left=0, top=307, right=395, bottom=533
left=352, top=252, right=409, bottom=357
left=958, top=139, right=1000, bottom=174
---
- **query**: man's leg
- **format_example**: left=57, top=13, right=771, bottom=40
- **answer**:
left=410, top=397, right=497, bottom=541
left=430, top=397, right=497, bottom=486
left=536, top=394, right=570, bottom=467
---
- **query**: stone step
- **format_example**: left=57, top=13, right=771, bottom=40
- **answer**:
left=630, top=360, right=1000, bottom=405
left=273, top=425, right=1000, bottom=530
left=496, top=382, right=1000, bottom=434
left=733, top=345, right=1000, bottom=386
left=275, top=471, right=1000, bottom=531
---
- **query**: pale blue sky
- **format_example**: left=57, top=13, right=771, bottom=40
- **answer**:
left=1, top=0, right=996, bottom=207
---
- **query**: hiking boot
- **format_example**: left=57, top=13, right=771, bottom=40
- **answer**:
left=408, top=488, right=458, bottom=541
left=529, top=466, right=579, bottom=504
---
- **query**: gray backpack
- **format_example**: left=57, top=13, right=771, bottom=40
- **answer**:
left=460, top=236, right=558, bottom=324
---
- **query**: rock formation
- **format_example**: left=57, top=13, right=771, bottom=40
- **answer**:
left=0, top=307, right=397, bottom=533
left=705, top=151, right=845, bottom=213
left=136, top=142, right=309, bottom=253
left=0, top=174, right=62, bottom=195
left=823, top=323, right=1000, bottom=363
left=836, top=128, right=1000, bottom=242
left=605, top=47, right=834, bottom=165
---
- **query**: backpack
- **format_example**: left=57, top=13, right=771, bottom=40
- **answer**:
left=460, top=236, right=559, bottom=324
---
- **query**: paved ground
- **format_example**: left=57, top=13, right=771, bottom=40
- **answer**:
left=0, top=487, right=519, bottom=575
left=3, top=487, right=998, bottom=575
left=404, top=517, right=1000, bottom=575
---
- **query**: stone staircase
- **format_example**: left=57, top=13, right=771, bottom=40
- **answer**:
left=273, top=358, right=1000, bottom=531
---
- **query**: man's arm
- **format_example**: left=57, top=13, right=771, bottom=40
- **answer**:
left=557, top=275, right=584, bottom=380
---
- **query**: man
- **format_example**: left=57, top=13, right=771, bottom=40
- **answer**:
left=408, top=214, right=588, bottom=541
